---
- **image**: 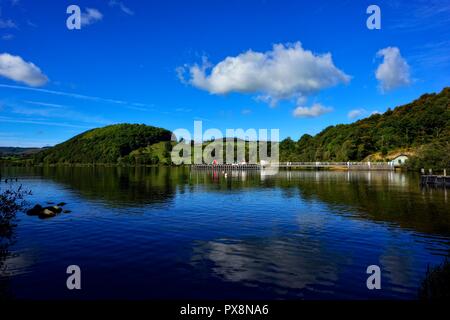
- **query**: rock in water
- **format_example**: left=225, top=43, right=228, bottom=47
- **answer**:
left=63, top=210, right=72, bottom=213
left=57, top=202, right=67, bottom=207
left=27, top=204, right=65, bottom=219
left=39, top=208, right=56, bottom=218
left=27, top=204, right=43, bottom=216
left=54, top=206, right=63, bottom=213
left=44, top=206, right=63, bottom=214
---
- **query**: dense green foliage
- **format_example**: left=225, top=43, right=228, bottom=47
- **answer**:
left=280, top=87, right=450, bottom=163
left=33, top=124, right=172, bottom=165
left=405, top=141, right=450, bottom=172
left=119, top=141, right=173, bottom=166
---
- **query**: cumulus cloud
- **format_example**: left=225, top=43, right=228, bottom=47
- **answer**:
left=81, top=8, right=103, bottom=26
left=375, top=47, right=411, bottom=92
left=348, top=108, right=367, bottom=119
left=0, top=53, right=48, bottom=87
left=292, top=103, right=333, bottom=118
left=178, top=42, right=350, bottom=106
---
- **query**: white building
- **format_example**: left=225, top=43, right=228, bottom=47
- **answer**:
left=389, top=154, right=409, bottom=166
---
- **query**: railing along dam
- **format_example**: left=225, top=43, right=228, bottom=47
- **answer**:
left=191, top=162, right=395, bottom=171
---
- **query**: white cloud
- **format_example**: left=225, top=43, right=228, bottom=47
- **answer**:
left=241, top=108, right=252, bottom=115
left=0, top=84, right=125, bottom=104
left=0, top=116, right=90, bottom=129
left=81, top=8, right=103, bottom=26
left=409, top=40, right=450, bottom=68
left=0, top=84, right=153, bottom=109
left=10, top=105, right=110, bottom=125
left=179, top=42, right=350, bottom=106
left=0, top=19, right=17, bottom=29
left=375, top=47, right=411, bottom=92
left=293, top=103, right=333, bottom=118
left=109, top=1, right=134, bottom=15
left=0, top=53, right=48, bottom=87
left=348, top=108, right=367, bottom=119
left=27, top=20, right=37, bottom=28
left=24, top=100, right=68, bottom=109
left=2, top=34, right=14, bottom=40
left=389, top=1, right=450, bottom=32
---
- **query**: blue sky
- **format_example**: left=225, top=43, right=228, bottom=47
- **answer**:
left=0, top=0, right=449, bottom=147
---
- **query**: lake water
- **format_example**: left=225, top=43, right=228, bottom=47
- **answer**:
left=0, top=166, right=449, bottom=300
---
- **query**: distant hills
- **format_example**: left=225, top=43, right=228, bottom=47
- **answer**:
left=0, top=147, right=46, bottom=157
left=279, top=87, right=449, bottom=170
left=2, top=87, right=449, bottom=171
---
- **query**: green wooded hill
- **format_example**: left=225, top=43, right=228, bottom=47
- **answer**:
left=33, top=124, right=173, bottom=165
left=280, top=87, right=450, bottom=169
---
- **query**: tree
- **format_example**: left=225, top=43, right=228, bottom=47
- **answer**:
left=1, top=185, right=31, bottom=238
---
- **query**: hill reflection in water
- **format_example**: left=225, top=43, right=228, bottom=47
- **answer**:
left=0, top=167, right=448, bottom=299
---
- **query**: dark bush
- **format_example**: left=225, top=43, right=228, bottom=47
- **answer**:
left=419, top=259, right=450, bottom=300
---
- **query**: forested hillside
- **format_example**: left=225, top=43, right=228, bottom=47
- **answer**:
left=280, top=87, right=450, bottom=169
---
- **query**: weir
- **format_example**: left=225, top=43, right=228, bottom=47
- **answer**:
left=191, top=162, right=395, bottom=171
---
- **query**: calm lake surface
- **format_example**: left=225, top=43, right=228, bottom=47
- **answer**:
left=0, top=166, right=449, bottom=300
